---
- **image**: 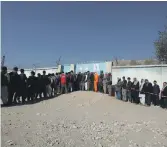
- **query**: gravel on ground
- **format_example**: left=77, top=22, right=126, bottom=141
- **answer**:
left=1, top=91, right=167, bottom=147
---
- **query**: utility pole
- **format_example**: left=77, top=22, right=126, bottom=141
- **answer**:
left=56, top=56, right=61, bottom=67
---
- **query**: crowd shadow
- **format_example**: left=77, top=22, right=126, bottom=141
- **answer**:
left=1, top=94, right=62, bottom=108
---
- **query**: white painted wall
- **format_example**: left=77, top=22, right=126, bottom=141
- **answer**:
left=112, top=65, right=167, bottom=89
left=15, top=67, right=58, bottom=77
left=35, top=68, right=58, bottom=75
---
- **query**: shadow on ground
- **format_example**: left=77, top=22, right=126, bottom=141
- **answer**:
left=1, top=94, right=62, bottom=108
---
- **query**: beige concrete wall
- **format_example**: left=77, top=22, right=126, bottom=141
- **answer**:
left=70, top=64, right=75, bottom=72
left=105, top=61, right=112, bottom=73
left=112, top=64, right=167, bottom=89
left=57, top=65, right=62, bottom=73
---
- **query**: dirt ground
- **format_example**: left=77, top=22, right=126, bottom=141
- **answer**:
left=1, top=91, right=167, bottom=147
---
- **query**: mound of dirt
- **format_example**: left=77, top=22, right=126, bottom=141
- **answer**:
left=1, top=91, right=167, bottom=147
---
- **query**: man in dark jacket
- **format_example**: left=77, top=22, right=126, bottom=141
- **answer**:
left=161, top=82, right=167, bottom=109
left=68, top=71, right=74, bottom=92
left=142, top=79, right=153, bottom=106
left=152, top=80, right=160, bottom=106
left=86, top=71, right=90, bottom=91
left=46, top=74, right=52, bottom=98
left=76, top=72, right=82, bottom=91
left=50, top=73, right=56, bottom=96
left=8, top=67, right=20, bottom=105
left=126, top=77, right=132, bottom=102
left=122, top=76, right=127, bottom=101
left=107, top=73, right=113, bottom=96
left=55, top=73, right=60, bottom=95
left=1, top=66, right=9, bottom=105
left=27, top=71, right=37, bottom=102
left=19, top=69, right=27, bottom=103
left=81, top=73, right=85, bottom=91
left=73, top=73, right=77, bottom=91
left=98, top=71, right=104, bottom=93
left=90, top=72, right=94, bottom=91
left=36, top=73, right=43, bottom=99
left=66, top=72, right=70, bottom=92
left=131, top=78, right=140, bottom=104
left=41, top=70, right=48, bottom=98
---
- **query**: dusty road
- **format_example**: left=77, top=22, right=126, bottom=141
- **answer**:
left=1, top=91, right=167, bottom=147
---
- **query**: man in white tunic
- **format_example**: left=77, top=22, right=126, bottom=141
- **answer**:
left=85, top=72, right=88, bottom=91
left=139, top=79, right=145, bottom=105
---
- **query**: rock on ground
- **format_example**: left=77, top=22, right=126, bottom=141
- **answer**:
left=1, top=91, right=167, bottom=147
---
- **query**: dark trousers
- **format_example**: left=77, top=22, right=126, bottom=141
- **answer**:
left=126, top=90, right=131, bottom=102
left=90, top=82, right=94, bottom=91
left=8, top=87, right=19, bottom=104
left=19, top=87, right=27, bottom=102
left=131, top=91, right=139, bottom=104
left=98, top=83, right=103, bottom=93
left=160, top=97, right=167, bottom=108
left=41, top=86, right=46, bottom=98
left=79, top=82, right=82, bottom=90
left=8, top=90, right=15, bottom=104
left=73, top=82, right=77, bottom=91
left=51, top=83, right=55, bottom=96
left=152, top=95, right=159, bottom=106
left=75, top=82, right=80, bottom=91
left=36, top=87, right=42, bottom=99
left=27, top=87, right=36, bottom=101
left=164, top=99, right=167, bottom=108
left=145, top=93, right=151, bottom=106
left=61, top=84, right=67, bottom=94
left=54, top=85, right=59, bottom=95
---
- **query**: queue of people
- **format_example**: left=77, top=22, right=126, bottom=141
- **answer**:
left=1, top=66, right=112, bottom=106
left=1, top=66, right=167, bottom=109
left=115, top=76, right=167, bottom=109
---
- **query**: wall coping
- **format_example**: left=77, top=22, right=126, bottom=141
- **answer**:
left=24, top=66, right=58, bottom=71
left=76, top=61, right=112, bottom=65
left=112, top=64, right=167, bottom=69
